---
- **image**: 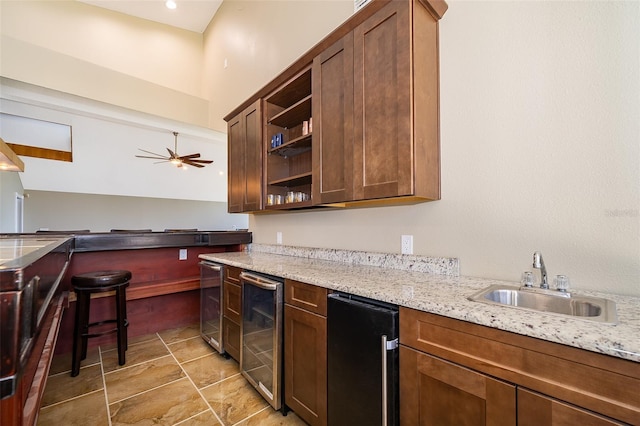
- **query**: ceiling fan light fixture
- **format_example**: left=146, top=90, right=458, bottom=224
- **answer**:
left=135, top=131, right=213, bottom=169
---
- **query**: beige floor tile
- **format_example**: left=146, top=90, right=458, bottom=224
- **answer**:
left=200, top=374, right=269, bottom=425
left=168, top=336, right=217, bottom=363
left=37, top=390, right=109, bottom=426
left=48, top=349, right=101, bottom=376
left=174, top=410, right=223, bottom=426
left=104, top=355, right=184, bottom=403
left=158, top=323, right=200, bottom=344
left=101, top=330, right=163, bottom=352
left=102, top=336, right=169, bottom=373
left=181, top=353, right=240, bottom=389
left=40, top=364, right=103, bottom=407
left=237, top=407, right=307, bottom=426
left=109, top=377, right=208, bottom=426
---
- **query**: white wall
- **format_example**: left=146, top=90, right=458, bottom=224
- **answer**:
left=0, top=170, right=24, bottom=232
left=1, top=79, right=228, bottom=202
left=22, top=190, right=246, bottom=233
left=210, top=1, right=639, bottom=296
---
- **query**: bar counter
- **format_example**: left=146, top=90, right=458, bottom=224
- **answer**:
left=0, top=230, right=251, bottom=425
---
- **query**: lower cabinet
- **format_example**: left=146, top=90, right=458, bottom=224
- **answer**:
left=399, top=307, right=639, bottom=426
left=284, top=279, right=328, bottom=426
left=400, top=346, right=516, bottom=425
left=517, top=388, right=626, bottom=426
left=223, top=266, right=242, bottom=361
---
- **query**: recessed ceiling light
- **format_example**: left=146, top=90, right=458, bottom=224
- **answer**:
left=166, top=0, right=177, bottom=10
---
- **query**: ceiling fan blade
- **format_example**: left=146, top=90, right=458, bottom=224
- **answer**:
left=188, top=159, right=213, bottom=164
left=136, top=155, right=169, bottom=160
left=138, top=148, right=167, bottom=158
left=182, top=160, right=205, bottom=168
left=167, top=147, right=178, bottom=159
left=178, top=153, right=201, bottom=159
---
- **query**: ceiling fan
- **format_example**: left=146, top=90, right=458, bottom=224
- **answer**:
left=136, top=131, right=213, bottom=168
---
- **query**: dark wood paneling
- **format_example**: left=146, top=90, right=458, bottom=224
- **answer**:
left=223, top=319, right=240, bottom=362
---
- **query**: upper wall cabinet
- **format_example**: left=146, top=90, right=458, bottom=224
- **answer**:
left=227, top=99, right=263, bottom=213
left=224, top=0, right=447, bottom=213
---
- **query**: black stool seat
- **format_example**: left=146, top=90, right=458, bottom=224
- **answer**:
left=72, top=270, right=132, bottom=290
left=71, top=270, right=131, bottom=377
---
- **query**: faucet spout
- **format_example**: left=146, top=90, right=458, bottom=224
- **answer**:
left=532, top=251, right=548, bottom=289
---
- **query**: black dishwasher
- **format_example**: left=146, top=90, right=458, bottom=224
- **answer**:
left=327, top=292, right=399, bottom=426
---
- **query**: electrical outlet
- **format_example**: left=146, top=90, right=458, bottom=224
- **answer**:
left=276, top=231, right=283, bottom=245
left=401, top=235, right=413, bottom=255
left=179, top=248, right=187, bottom=260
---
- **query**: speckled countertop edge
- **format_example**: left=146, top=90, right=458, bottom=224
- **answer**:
left=200, top=245, right=640, bottom=363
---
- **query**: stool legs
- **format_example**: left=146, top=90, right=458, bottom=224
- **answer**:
left=71, top=287, right=128, bottom=376
left=71, top=291, right=89, bottom=377
left=116, top=286, right=127, bottom=366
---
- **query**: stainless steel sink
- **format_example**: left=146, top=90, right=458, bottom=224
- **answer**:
left=468, top=285, right=617, bottom=323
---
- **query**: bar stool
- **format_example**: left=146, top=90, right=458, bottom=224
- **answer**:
left=71, top=270, right=131, bottom=377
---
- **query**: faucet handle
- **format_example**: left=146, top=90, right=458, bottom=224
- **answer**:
left=521, top=271, right=535, bottom=288
left=554, top=275, right=570, bottom=292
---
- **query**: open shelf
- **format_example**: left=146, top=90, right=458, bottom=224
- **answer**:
left=269, top=133, right=312, bottom=157
left=268, top=171, right=312, bottom=187
left=268, top=95, right=312, bottom=128
left=266, top=68, right=312, bottom=109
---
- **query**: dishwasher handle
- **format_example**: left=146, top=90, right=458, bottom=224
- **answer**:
left=199, top=261, right=221, bottom=271
left=240, top=272, right=280, bottom=291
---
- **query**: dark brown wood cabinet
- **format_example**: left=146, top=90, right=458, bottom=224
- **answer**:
left=400, top=345, right=516, bottom=426
left=222, top=266, right=242, bottom=361
left=312, top=33, right=354, bottom=204
left=227, top=99, right=263, bottom=213
left=399, top=307, right=640, bottom=425
left=264, top=68, right=314, bottom=209
left=225, top=0, right=447, bottom=212
left=314, top=0, right=443, bottom=205
left=284, top=279, right=328, bottom=426
left=517, top=388, right=626, bottom=426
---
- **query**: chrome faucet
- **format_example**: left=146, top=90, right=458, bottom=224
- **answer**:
left=532, top=251, right=548, bottom=289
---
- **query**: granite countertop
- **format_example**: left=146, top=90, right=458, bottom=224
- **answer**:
left=0, top=236, right=72, bottom=271
left=200, top=244, right=640, bottom=363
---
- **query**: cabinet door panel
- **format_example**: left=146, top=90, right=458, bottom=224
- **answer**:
left=223, top=281, right=242, bottom=324
left=400, top=345, right=516, bottom=426
left=284, top=304, right=327, bottom=426
left=312, top=33, right=354, bottom=204
left=227, top=115, right=244, bottom=213
left=223, top=319, right=240, bottom=362
left=353, top=1, right=412, bottom=200
left=243, top=101, right=263, bottom=212
left=226, top=100, right=263, bottom=213
left=518, top=388, right=625, bottom=426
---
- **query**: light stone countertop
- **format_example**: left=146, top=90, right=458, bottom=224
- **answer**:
left=200, top=244, right=640, bottom=363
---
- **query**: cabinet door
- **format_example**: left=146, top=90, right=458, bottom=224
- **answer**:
left=353, top=1, right=413, bottom=200
left=227, top=99, right=263, bottom=212
left=222, top=319, right=240, bottom=362
left=400, top=345, right=516, bottom=426
left=284, top=304, right=327, bottom=426
left=518, top=388, right=626, bottom=426
left=312, top=33, right=354, bottom=204
left=223, top=281, right=242, bottom=324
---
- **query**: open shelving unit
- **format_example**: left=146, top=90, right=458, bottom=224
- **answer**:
left=265, top=67, right=313, bottom=209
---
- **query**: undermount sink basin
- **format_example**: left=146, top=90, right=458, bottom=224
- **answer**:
left=468, top=285, right=617, bottom=324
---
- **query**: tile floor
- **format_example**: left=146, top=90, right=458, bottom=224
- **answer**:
left=37, top=324, right=306, bottom=426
